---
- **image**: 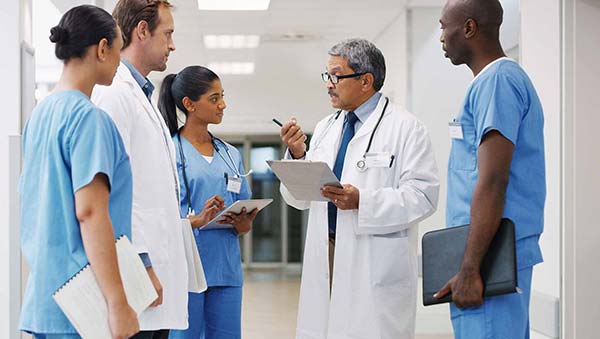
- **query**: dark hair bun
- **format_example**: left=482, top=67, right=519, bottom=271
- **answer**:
left=49, top=26, right=68, bottom=44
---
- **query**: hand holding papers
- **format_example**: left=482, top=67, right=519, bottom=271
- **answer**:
left=52, top=236, right=157, bottom=339
left=267, top=160, right=342, bottom=201
left=199, top=199, right=273, bottom=230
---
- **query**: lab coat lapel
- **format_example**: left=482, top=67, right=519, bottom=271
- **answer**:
left=117, top=63, right=163, bottom=127
left=117, top=63, right=180, bottom=202
left=320, top=112, right=346, bottom=168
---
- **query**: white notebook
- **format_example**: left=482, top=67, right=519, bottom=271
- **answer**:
left=53, top=236, right=158, bottom=339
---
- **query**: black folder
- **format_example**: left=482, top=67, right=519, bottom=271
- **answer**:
left=422, top=218, right=517, bottom=306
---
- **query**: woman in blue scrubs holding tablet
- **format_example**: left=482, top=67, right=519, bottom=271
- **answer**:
left=158, top=66, right=257, bottom=339
left=19, top=5, right=139, bottom=339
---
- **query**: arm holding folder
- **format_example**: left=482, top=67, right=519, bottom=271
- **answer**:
left=75, top=175, right=140, bottom=338
left=434, top=131, right=515, bottom=308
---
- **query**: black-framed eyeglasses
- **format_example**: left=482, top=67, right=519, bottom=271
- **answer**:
left=321, top=72, right=366, bottom=84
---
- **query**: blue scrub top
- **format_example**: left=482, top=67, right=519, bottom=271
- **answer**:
left=446, top=59, right=546, bottom=269
left=19, top=90, right=132, bottom=334
left=175, top=134, right=251, bottom=287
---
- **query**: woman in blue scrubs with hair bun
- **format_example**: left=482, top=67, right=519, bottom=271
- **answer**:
left=19, top=5, right=139, bottom=339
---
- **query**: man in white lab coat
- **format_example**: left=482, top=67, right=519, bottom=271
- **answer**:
left=92, top=1, right=188, bottom=338
left=279, top=39, right=440, bottom=339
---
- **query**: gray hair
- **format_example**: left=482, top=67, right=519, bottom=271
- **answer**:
left=328, top=38, right=386, bottom=91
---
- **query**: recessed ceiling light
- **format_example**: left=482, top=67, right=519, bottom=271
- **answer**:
left=207, top=62, right=255, bottom=75
left=204, top=35, right=260, bottom=49
left=197, top=0, right=270, bottom=11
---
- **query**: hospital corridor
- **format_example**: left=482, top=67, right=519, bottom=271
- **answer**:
left=1, top=0, right=599, bottom=338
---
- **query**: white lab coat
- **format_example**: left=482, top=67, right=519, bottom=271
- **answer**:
left=92, top=63, right=188, bottom=330
left=281, top=95, right=439, bottom=339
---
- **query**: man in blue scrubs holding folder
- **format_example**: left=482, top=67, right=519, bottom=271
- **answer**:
left=434, top=1, right=546, bottom=338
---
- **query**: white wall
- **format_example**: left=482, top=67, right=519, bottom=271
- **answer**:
left=376, top=9, right=409, bottom=106
left=562, top=0, right=600, bottom=337
left=0, top=1, right=31, bottom=338
left=521, top=1, right=561, bottom=338
left=522, top=0, right=561, bottom=300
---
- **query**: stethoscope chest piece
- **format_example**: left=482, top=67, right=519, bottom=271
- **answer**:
left=356, top=158, right=367, bottom=172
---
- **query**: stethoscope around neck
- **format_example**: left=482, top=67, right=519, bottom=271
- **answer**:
left=313, top=97, right=390, bottom=172
left=176, top=131, right=252, bottom=216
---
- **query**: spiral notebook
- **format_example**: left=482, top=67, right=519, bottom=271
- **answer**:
left=53, top=236, right=158, bottom=339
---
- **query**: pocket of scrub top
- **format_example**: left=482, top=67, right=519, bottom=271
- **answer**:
left=134, top=208, right=170, bottom=266
left=449, top=123, right=477, bottom=171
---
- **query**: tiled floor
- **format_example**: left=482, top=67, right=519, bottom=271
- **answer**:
left=242, top=268, right=453, bottom=339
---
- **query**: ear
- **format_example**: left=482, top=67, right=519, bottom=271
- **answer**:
left=361, top=73, right=375, bottom=92
left=135, top=20, right=150, bottom=42
left=96, top=38, right=109, bottom=62
left=182, top=96, right=195, bottom=112
left=464, top=18, right=477, bottom=39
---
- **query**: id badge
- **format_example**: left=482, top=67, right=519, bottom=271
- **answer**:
left=448, top=121, right=464, bottom=140
left=227, top=176, right=243, bottom=194
left=364, top=152, right=394, bottom=168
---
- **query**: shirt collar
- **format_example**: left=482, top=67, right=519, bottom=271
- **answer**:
left=346, top=92, right=382, bottom=124
left=121, top=58, right=155, bottom=101
left=471, top=57, right=515, bottom=83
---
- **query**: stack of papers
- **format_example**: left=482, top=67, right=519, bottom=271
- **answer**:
left=266, top=160, right=342, bottom=201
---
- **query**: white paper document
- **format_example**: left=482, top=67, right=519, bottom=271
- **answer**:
left=53, top=236, right=157, bottom=339
left=200, top=198, right=274, bottom=230
left=181, top=219, right=207, bottom=293
left=266, top=160, right=342, bottom=201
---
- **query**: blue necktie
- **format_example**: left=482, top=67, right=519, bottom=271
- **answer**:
left=328, top=111, right=359, bottom=237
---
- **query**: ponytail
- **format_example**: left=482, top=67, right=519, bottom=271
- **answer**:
left=158, top=73, right=179, bottom=135
left=158, top=66, right=220, bottom=136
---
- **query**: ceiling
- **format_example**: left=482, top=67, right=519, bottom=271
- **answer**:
left=43, top=0, right=447, bottom=134
left=49, top=0, right=444, bottom=78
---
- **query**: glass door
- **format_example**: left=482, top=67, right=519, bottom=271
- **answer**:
left=226, top=136, right=307, bottom=268
left=249, top=144, right=283, bottom=263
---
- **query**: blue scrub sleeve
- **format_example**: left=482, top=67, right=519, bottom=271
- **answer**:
left=69, top=109, right=118, bottom=192
left=474, top=73, right=526, bottom=146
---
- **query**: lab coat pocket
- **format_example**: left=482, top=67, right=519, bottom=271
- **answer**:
left=364, top=165, right=394, bottom=187
left=132, top=208, right=170, bottom=266
left=449, top=123, right=477, bottom=171
left=369, top=235, right=411, bottom=287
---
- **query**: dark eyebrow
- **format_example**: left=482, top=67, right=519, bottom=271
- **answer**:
left=208, top=92, right=220, bottom=97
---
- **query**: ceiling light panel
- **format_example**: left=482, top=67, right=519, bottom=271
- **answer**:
left=197, top=0, right=270, bottom=11
left=207, top=62, right=255, bottom=75
left=204, top=35, right=260, bottom=49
